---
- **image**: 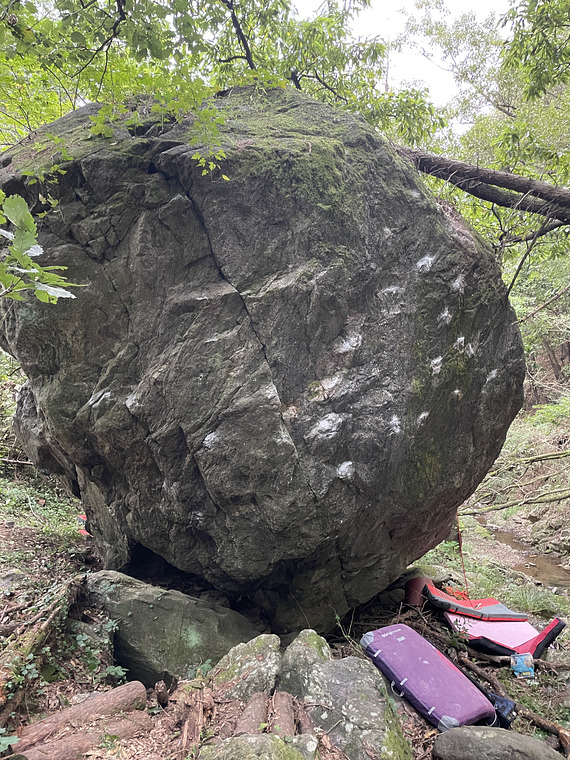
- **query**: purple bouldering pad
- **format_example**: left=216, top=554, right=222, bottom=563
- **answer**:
left=361, top=624, right=497, bottom=731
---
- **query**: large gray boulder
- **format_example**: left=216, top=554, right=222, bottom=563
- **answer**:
left=0, top=86, right=525, bottom=633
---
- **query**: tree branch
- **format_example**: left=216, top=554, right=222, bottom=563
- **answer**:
left=395, top=146, right=570, bottom=223
left=501, top=219, right=567, bottom=245
left=302, top=72, right=348, bottom=102
left=71, top=0, right=127, bottom=78
left=518, top=281, right=570, bottom=323
left=506, top=220, right=549, bottom=296
left=219, top=0, right=256, bottom=71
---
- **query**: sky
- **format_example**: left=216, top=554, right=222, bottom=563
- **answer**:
left=293, top=0, right=512, bottom=106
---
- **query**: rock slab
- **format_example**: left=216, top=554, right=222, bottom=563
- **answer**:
left=432, top=725, right=563, bottom=760
left=0, top=86, right=525, bottom=632
left=85, top=570, right=260, bottom=685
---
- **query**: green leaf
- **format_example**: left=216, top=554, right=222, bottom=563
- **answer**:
left=35, top=283, right=77, bottom=299
left=70, top=31, right=86, bottom=45
left=11, top=228, right=37, bottom=257
left=3, top=196, right=35, bottom=233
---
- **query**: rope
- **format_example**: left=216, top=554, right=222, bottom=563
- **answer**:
left=456, top=509, right=471, bottom=599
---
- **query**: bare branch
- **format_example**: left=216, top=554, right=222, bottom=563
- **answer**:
left=506, top=220, right=550, bottom=296
left=302, top=72, right=349, bottom=102
left=501, top=220, right=567, bottom=245
left=218, top=0, right=256, bottom=71
left=518, top=281, right=570, bottom=323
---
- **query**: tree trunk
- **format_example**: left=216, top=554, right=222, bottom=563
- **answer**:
left=395, top=146, right=570, bottom=224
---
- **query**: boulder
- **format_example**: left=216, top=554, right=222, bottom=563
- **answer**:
left=212, top=634, right=282, bottom=701
left=281, top=631, right=411, bottom=760
left=85, top=571, right=260, bottom=686
left=432, top=725, right=562, bottom=760
left=199, top=734, right=312, bottom=760
left=0, top=86, right=525, bottom=632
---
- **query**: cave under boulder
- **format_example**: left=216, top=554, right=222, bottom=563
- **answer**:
left=0, top=87, right=525, bottom=633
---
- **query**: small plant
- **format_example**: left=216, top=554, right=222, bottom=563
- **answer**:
left=5, top=653, right=40, bottom=694
left=103, top=665, right=128, bottom=683
left=530, top=396, right=570, bottom=427
left=506, top=585, right=561, bottom=617
left=187, top=659, right=213, bottom=680
left=0, top=727, right=19, bottom=753
left=0, top=192, right=79, bottom=302
left=99, top=732, right=120, bottom=750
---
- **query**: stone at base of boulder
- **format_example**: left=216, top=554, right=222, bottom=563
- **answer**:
left=281, top=631, right=412, bottom=760
left=211, top=634, right=282, bottom=701
left=200, top=734, right=315, bottom=760
left=432, top=725, right=562, bottom=760
left=85, top=571, right=261, bottom=686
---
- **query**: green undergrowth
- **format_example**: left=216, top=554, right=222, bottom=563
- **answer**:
left=460, top=402, right=570, bottom=557
left=418, top=525, right=570, bottom=622
left=0, top=472, right=79, bottom=538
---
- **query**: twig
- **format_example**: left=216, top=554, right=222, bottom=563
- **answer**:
left=484, top=450, right=570, bottom=478
left=518, top=280, right=570, bottom=323
left=507, top=220, right=551, bottom=296
left=457, top=654, right=508, bottom=697
left=461, top=486, right=570, bottom=515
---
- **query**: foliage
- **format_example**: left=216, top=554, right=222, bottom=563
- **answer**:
left=0, top=348, right=18, bottom=441
left=503, top=0, right=570, bottom=98
left=0, top=191, right=79, bottom=301
left=403, top=2, right=570, bottom=377
left=0, top=728, right=19, bottom=753
left=0, top=470, right=79, bottom=536
left=0, top=0, right=443, bottom=147
left=530, top=395, right=570, bottom=426
left=506, top=584, right=561, bottom=616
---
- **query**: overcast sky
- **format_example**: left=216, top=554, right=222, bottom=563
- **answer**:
left=293, top=0, right=512, bottom=105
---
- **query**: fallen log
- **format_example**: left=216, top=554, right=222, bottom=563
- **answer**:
left=8, top=709, right=152, bottom=760
left=15, top=681, right=147, bottom=751
left=234, top=692, right=268, bottom=736
left=270, top=691, right=296, bottom=737
left=0, top=577, right=80, bottom=722
left=170, top=684, right=215, bottom=755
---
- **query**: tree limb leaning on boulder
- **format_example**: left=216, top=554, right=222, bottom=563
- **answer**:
left=394, top=146, right=570, bottom=225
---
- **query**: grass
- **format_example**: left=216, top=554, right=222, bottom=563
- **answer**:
left=0, top=473, right=79, bottom=537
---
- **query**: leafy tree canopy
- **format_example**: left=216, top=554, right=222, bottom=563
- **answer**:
left=0, top=0, right=444, bottom=147
left=503, top=0, right=570, bottom=98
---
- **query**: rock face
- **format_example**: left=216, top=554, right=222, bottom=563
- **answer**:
left=0, top=87, right=525, bottom=632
